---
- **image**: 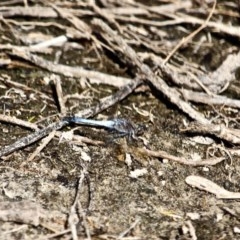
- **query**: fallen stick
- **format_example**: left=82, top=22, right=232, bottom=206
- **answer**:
left=92, top=18, right=209, bottom=124
left=186, top=175, right=240, bottom=199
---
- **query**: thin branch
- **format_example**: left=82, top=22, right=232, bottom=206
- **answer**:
left=163, top=0, right=216, bottom=64
left=9, top=49, right=132, bottom=88
left=137, top=147, right=225, bottom=166
left=51, top=74, right=67, bottom=115
left=92, top=18, right=209, bottom=124
left=0, top=121, right=67, bottom=158
left=0, top=114, right=38, bottom=130
left=21, top=130, right=56, bottom=167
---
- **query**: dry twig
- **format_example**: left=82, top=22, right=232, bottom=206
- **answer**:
left=51, top=74, right=67, bottom=115
left=21, top=130, right=56, bottom=167
left=182, top=122, right=240, bottom=144
left=68, top=168, right=91, bottom=240
left=0, top=114, right=38, bottom=131
left=163, top=0, right=216, bottom=64
left=9, top=49, right=132, bottom=88
left=136, top=147, right=225, bottom=166
left=92, top=18, right=209, bottom=124
left=186, top=175, right=240, bottom=199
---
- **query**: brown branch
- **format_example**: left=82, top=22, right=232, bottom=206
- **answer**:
left=163, top=0, right=216, bottom=64
left=51, top=74, right=67, bottom=115
left=92, top=18, right=209, bottom=124
left=137, top=148, right=225, bottom=166
left=182, top=122, right=240, bottom=144
left=0, top=121, right=67, bottom=158
left=186, top=175, right=240, bottom=199
left=0, top=114, right=38, bottom=130
left=181, top=88, right=240, bottom=108
left=9, top=49, right=132, bottom=88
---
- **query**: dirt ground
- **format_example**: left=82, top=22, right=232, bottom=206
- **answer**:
left=1, top=1, right=240, bottom=239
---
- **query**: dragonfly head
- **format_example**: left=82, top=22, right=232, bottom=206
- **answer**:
left=129, top=123, right=146, bottom=140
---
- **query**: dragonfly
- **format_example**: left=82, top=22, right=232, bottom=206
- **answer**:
left=63, top=116, right=144, bottom=139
